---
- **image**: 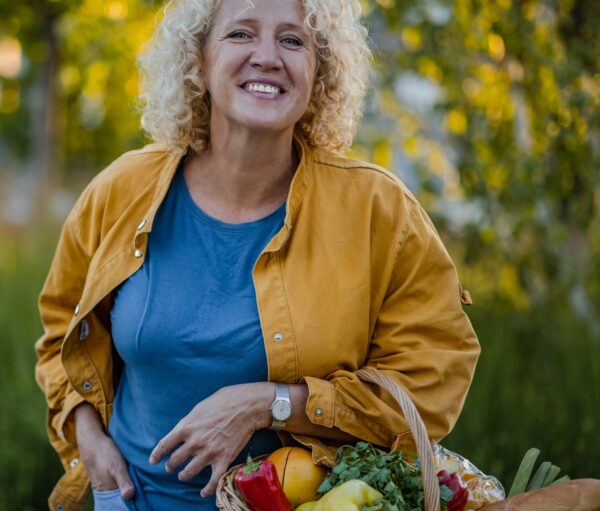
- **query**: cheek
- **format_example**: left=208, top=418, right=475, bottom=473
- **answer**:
left=202, top=48, right=233, bottom=91
left=298, top=59, right=317, bottom=92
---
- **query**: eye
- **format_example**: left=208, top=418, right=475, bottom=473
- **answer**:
left=228, top=31, right=251, bottom=40
left=281, top=36, right=304, bottom=47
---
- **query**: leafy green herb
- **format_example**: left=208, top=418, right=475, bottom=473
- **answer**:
left=317, top=442, right=450, bottom=511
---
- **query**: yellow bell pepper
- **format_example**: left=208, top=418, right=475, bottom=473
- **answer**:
left=295, top=480, right=383, bottom=511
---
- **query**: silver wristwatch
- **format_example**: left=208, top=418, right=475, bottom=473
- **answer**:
left=269, top=383, right=292, bottom=431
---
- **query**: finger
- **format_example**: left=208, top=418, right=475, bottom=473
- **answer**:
left=110, top=460, right=135, bottom=500
left=149, top=429, right=182, bottom=465
left=177, top=451, right=212, bottom=482
left=200, top=462, right=228, bottom=498
left=165, top=442, right=197, bottom=473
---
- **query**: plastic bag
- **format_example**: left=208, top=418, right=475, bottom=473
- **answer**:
left=432, top=443, right=505, bottom=510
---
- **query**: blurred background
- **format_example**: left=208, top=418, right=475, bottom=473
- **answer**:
left=1, top=0, right=599, bottom=509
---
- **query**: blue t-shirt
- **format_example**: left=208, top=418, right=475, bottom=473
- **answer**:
left=109, top=165, right=285, bottom=510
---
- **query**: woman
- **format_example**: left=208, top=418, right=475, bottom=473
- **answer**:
left=35, top=0, right=480, bottom=510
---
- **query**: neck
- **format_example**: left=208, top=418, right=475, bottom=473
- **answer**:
left=187, top=125, right=298, bottom=211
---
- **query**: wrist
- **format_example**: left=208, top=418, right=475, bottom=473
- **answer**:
left=252, top=382, right=276, bottom=430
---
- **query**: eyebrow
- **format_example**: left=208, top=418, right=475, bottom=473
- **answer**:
left=224, top=18, right=305, bottom=32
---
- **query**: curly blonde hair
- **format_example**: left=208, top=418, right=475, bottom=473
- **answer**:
left=138, top=0, right=372, bottom=153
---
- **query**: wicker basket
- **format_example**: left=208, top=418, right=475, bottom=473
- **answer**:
left=216, top=367, right=441, bottom=511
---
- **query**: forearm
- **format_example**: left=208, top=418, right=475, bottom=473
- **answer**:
left=74, top=401, right=106, bottom=445
left=253, top=382, right=357, bottom=442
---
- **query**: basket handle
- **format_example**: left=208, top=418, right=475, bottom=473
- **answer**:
left=355, top=367, right=440, bottom=511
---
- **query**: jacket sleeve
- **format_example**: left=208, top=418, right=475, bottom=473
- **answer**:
left=35, top=206, right=90, bottom=454
left=299, top=197, right=480, bottom=458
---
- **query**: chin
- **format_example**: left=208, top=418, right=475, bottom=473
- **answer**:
left=239, top=116, right=297, bottom=133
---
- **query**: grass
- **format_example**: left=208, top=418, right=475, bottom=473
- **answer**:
left=444, top=301, right=600, bottom=487
left=0, top=230, right=64, bottom=511
left=0, top=225, right=598, bottom=510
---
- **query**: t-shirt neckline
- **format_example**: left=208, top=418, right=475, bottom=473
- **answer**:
left=176, top=165, right=287, bottom=232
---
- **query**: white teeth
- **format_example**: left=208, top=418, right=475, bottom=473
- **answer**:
left=245, top=83, right=280, bottom=94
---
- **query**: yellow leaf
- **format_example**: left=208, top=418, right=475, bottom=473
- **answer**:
left=427, top=144, right=448, bottom=176
left=418, top=57, right=443, bottom=83
left=486, top=165, right=507, bottom=191
left=488, top=34, right=506, bottom=62
left=125, top=75, right=139, bottom=98
left=104, top=1, right=128, bottom=20
left=401, top=27, right=422, bottom=52
left=60, top=66, right=81, bottom=93
left=372, top=140, right=392, bottom=168
left=446, top=109, right=468, bottom=135
left=403, top=137, right=418, bottom=158
left=499, top=264, right=530, bottom=309
left=84, top=61, right=110, bottom=97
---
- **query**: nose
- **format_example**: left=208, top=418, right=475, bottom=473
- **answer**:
left=249, top=38, right=282, bottom=70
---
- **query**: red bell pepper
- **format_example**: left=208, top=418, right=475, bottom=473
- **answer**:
left=234, top=456, right=293, bottom=511
left=438, top=470, right=469, bottom=511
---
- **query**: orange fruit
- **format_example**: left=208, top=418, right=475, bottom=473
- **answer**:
left=267, top=447, right=328, bottom=507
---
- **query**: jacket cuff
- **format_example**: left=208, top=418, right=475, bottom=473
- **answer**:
left=289, top=433, right=340, bottom=467
left=52, top=387, right=86, bottom=445
left=301, top=376, right=335, bottom=428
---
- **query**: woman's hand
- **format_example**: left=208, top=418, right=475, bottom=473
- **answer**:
left=149, top=383, right=274, bottom=497
left=74, top=402, right=135, bottom=499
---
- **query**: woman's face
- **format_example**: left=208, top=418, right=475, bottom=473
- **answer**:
left=202, top=0, right=317, bottom=135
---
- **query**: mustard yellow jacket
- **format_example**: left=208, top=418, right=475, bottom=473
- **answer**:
left=35, top=137, right=480, bottom=511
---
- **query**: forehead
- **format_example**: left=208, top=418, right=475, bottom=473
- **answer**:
left=213, top=0, right=308, bottom=30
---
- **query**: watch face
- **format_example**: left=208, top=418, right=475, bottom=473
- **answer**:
left=272, top=400, right=292, bottom=421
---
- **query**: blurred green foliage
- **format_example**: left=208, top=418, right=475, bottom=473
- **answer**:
left=0, top=0, right=599, bottom=509
left=359, top=0, right=600, bottom=316
left=0, top=234, right=63, bottom=511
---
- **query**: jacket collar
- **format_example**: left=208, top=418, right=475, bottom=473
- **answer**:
left=137, top=134, right=314, bottom=252
left=137, top=147, right=186, bottom=236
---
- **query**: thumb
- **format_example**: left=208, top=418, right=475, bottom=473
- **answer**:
left=110, top=461, right=135, bottom=500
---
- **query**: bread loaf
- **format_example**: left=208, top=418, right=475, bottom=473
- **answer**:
left=481, top=479, right=600, bottom=511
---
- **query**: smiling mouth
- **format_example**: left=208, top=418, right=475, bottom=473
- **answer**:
left=243, top=82, right=283, bottom=95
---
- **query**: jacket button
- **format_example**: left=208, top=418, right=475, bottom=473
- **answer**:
left=273, top=332, right=283, bottom=342
left=315, top=408, right=323, bottom=417
left=134, top=249, right=143, bottom=258
left=74, top=303, right=80, bottom=315
left=70, top=458, right=79, bottom=468
left=82, top=381, right=93, bottom=392
left=137, top=219, right=147, bottom=230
